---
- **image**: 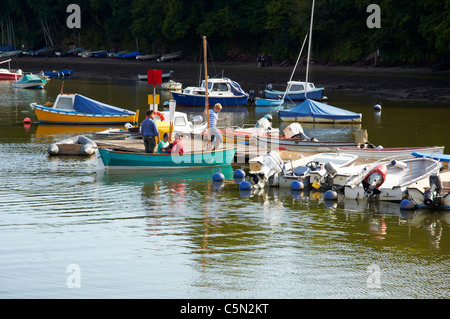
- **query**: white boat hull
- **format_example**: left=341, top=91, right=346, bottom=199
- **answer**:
left=344, top=158, right=441, bottom=201
left=336, top=146, right=445, bottom=160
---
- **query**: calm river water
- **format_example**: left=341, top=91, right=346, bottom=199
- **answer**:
left=0, top=77, right=448, bottom=299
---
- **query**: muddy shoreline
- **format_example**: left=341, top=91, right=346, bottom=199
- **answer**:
left=9, top=56, right=450, bottom=103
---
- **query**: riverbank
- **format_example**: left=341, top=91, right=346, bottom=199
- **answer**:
left=8, top=56, right=450, bottom=103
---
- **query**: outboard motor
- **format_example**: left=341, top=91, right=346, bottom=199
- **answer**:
left=362, top=164, right=387, bottom=198
left=424, top=174, right=442, bottom=206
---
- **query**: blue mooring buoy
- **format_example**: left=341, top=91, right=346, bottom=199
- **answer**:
left=290, top=180, right=304, bottom=190
left=239, top=180, right=252, bottom=190
left=400, top=199, right=416, bottom=210
left=233, top=169, right=245, bottom=179
left=212, top=172, right=225, bottom=182
left=324, top=190, right=338, bottom=200
left=374, top=104, right=382, bottom=111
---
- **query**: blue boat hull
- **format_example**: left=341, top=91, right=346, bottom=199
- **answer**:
left=171, top=92, right=248, bottom=107
left=265, top=88, right=324, bottom=101
left=98, top=147, right=237, bottom=168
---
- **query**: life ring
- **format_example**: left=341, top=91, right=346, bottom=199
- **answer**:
left=154, top=111, right=165, bottom=121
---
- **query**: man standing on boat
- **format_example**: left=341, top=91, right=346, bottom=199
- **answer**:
left=141, top=110, right=159, bottom=153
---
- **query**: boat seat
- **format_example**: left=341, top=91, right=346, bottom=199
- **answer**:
left=293, top=166, right=309, bottom=176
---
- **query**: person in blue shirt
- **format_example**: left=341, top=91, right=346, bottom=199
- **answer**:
left=140, top=110, right=160, bottom=153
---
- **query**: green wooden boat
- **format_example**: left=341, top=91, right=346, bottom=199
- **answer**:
left=97, top=147, right=237, bottom=169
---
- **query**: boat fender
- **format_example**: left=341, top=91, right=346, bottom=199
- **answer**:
left=362, top=164, right=387, bottom=196
left=290, top=180, right=304, bottom=190
left=400, top=199, right=416, bottom=210
left=324, top=190, right=338, bottom=200
left=391, top=160, right=407, bottom=170
left=239, top=180, right=252, bottom=190
left=47, top=144, right=59, bottom=155
left=80, top=144, right=96, bottom=155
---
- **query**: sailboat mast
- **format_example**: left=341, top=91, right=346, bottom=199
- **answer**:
left=304, top=0, right=315, bottom=99
left=203, top=36, right=210, bottom=129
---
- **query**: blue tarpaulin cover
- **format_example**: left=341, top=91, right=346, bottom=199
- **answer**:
left=73, top=94, right=136, bottom=115
left=279, top=99, right=361, bottom=120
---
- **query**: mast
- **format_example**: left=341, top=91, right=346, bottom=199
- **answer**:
left=304, top=0, right=315, bottom=100
left=203, top=36, right=209, bottom=130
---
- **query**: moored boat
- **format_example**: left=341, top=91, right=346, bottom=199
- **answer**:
left=0, top=59, right=23, bottom=80
left=171, top=77, right=249, bottom=107
left=278, top=99, right=362, bottom=123
left=47, top=135, right=97, bottom=156
left=30, top=93, right=138, bottom=125
left=43, top=69, right=74, bottom=78
left=265, top=81, right=324, bottom=101
left=12, top=74, right=47, bottom=89
left=336, top=146, right=445, bottom=160
left=96, top=146, right=237, bottom=169
left=343, top=157, right=441, bottom=202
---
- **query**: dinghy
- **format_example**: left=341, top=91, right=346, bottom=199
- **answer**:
left=12, top=74, right=47, bottom=89
left=47, top=135, right=97, bottom=156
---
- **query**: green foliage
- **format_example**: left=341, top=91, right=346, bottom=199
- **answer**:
left=0, top=0, right=448, bottom=65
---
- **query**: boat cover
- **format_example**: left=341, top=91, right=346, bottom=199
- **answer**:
left=73, top=94, right=136, bottom=115
left=16, top=74, right=46, bottom=83
left=224, top=78, right=248, bottom=97
left=279, top=99, right=361, bottom=120
left=412, top=152, right=450, bottom=163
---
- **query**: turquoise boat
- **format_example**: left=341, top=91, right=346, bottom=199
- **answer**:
left=97, top=147, right=237, bottom=169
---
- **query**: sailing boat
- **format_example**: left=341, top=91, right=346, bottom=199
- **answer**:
left=278, top=0, right=362, bottom=124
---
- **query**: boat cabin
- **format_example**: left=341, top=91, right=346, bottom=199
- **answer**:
left=287, top=81, right=316, bottom=92
left=52, top=94, right=76, bottom=110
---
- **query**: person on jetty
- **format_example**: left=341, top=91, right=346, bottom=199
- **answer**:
left=166, top=132, right=184, bottom=155
left=206, top=103, right=228, bottom=150
left=140, top=110, right=160, bottom=153
left=157, top=132, right=170, bottom=153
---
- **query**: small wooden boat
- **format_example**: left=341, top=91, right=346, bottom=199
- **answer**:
left=12, top=74, right=47, bottom=89
left=157, top=51, right=183, bottom=62
left=0, top=59, right=23, bottom=80
left=412, top=151, right=449, bottom=171
left=343, top=157, right=441, bottom=202
left=30, top=93, right=138, bottom=125
left=257, top=135, right=357, bottom=152
left=47, top=135, right=97, bottom=156
left=336, top=146, right=445, bottom=161
left=406, top=171, right=450, bottom=210
left=96, top=146, right=237, bottom=169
